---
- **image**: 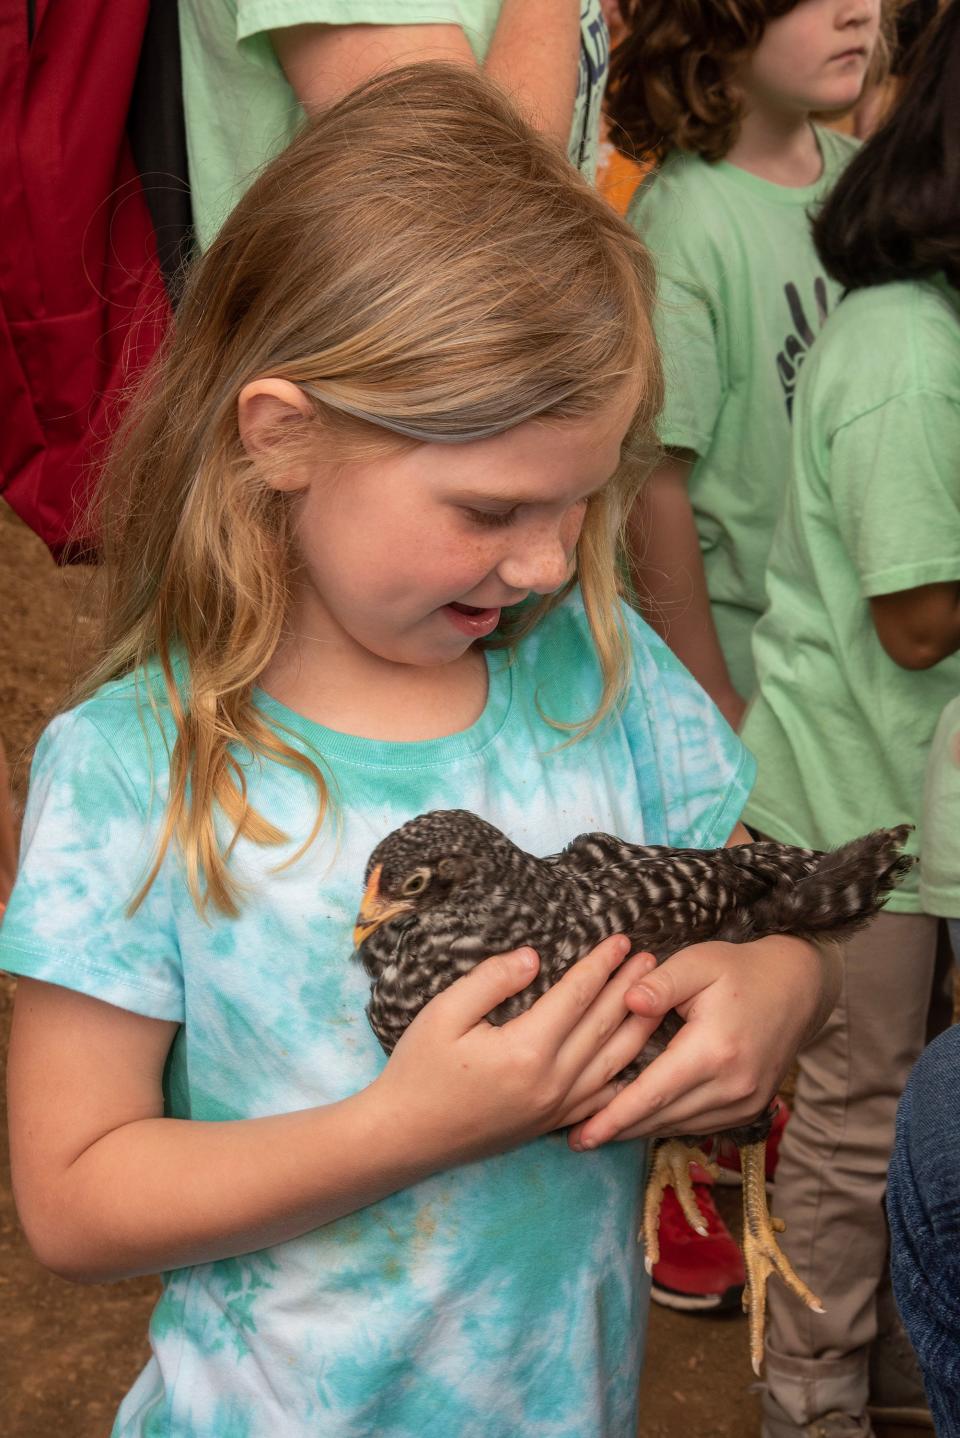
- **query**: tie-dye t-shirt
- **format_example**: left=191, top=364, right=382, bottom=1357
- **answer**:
left=0, top=592, right=753, bottom=1438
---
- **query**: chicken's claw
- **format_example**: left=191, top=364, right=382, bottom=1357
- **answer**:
left=740, top=1139, right=824, bottom=1376
left=641, top=1138, right=719, bottom=1272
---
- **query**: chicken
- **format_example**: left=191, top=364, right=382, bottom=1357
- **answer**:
left=352, top=809, right=913, bottom=1372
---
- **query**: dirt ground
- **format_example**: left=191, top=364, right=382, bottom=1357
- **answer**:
left=0, top=498, right=918, bottom=1438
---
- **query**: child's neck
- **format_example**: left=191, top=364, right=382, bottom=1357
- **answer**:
left=259, top=632, right=489, bottom=743
left=724, top=103, right=822, bottom=188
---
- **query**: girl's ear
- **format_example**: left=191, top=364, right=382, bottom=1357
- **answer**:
left=237, top=378, right=315, bottom=490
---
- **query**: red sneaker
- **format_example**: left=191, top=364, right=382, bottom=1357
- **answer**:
left=713, top=1097, right=789, bottom=1188
left=649, top=1181, right=746, bottom=1313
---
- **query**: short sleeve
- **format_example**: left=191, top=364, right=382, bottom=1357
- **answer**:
left=628, top=180, right=726, bottom=456
left=237, top=0, right=467, bottom=47
left=0, top=711, right=184, bottom=1022
left=620, top=607, right=756, bottom=848
left=830, top=392, right=960, bottom=598
left=653, top=274, right=726, bottom=455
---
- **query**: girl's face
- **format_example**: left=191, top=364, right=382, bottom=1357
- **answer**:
left=283, top=388, right=637, bottom=671
left=740, top=0, right=881, bottom=116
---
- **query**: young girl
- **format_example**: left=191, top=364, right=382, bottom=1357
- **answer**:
left=740, top=7, right=960, bottom=1432
left=3, top=65, right=833, bottom=1437
left=606, top=0, right=882, bottom=727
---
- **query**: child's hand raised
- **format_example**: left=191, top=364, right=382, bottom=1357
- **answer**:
left=372, top=936, right=660, bottom=1170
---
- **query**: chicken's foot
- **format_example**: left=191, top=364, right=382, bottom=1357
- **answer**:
left=641, top=1138, right=719, bottom=1272
left=740, top=1139, right=824, bottom=1376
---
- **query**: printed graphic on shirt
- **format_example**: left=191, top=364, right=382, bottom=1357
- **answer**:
left=776, top=277, right=830, bottom=418
left=571, top=0, right=609, bottom=175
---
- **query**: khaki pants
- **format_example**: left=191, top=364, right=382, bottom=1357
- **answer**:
left=765, top=909, right=953, bottom=1423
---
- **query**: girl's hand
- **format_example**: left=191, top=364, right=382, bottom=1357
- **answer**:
left=372, top=936, right=662, bottom=1169
left=567, top=936, right=826, bottom=1149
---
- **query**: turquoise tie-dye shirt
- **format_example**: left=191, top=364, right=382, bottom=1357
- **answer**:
left=1, top=592, right=753, bottom=1438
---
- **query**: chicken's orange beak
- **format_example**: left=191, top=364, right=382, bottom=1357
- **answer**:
left=352, top=865, right=415, bottom=948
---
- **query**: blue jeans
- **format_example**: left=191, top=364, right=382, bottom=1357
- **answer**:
left=887, top=1019, right=960, bottom=1435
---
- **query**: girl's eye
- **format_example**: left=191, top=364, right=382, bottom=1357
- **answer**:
left=463, top=507, right=519, bottom=529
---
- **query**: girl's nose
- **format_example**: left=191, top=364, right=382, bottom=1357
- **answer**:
left=497, top=531, right=575, bottom=596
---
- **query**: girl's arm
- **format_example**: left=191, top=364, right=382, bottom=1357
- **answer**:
left=870, top=581, right=960, bottom=669
left=8, top=937, right=657, bottom=1283
left=273, top=1, right=582, bottom=145
left=628, top=451, right=746, bottom=730
left=568, top=822, right=839, bottom=1149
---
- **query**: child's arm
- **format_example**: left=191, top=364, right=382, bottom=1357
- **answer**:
left=629, top=451, right=746, bottom=730
left=828, top=389, right=960, bottom=670
left=568, top=822, right=839, bottom=1149
left=870, top=581, right=960, bottom=669
left=8, top=936, right=657, bottom=1283
left=272, top=1, right=582, bottom=145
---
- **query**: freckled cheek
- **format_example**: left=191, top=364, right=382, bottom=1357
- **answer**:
left=560, top=504, right=588, bottom=557
left=435, top=530, right=504, bottom=586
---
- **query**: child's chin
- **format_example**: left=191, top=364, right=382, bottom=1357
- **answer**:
left=815, top=76, right=869, bottom=112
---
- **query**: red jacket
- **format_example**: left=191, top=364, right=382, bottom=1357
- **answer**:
left=0, top=0, right=170, bottom=559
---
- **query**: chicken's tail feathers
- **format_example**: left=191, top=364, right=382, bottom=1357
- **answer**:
left=749, top=824, right=916, bottom=940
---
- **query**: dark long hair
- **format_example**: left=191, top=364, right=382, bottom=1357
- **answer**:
left=814, top=0, right=960, bottom=291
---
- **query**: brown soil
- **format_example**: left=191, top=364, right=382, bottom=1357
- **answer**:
left=0, top=500, right=920, bottom=1438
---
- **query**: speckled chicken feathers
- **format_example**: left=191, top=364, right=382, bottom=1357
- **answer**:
left=356, top=811, right=914, bottom=1075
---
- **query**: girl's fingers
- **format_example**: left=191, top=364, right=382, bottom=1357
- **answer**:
left=557, top=1082, right=622, bottom=1129
left=559, top=1010, right=655, bottom=1115
left=436, top=947, right=542, bottom=1036
left=556, top=952, right=658, bottom=1074
left=513, top=933, right=632, bottom=1047
left=569, top=1023, right=761, bottom=1148
left=623, top=943, right=725, bottom=1020
left=576, top=1076, right=772, bottom=1145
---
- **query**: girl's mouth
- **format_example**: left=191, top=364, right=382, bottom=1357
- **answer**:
left=443, top=602, right=502, bottom=637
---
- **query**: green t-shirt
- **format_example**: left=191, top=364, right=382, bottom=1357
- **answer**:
left=920, top=693, right=960, bottom=919
left=742, top=277, right=960, bottom=912
left=180, top=0, right=610, bottom=248
left=627, top=128, right=856, bottom=697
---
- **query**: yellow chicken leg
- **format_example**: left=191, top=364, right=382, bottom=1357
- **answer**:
left=740, top=1139, right=825, bottom=1376
left=641, top=1138, right=719, bottom=1272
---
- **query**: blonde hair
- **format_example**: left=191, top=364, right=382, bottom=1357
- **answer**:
left=82, top=62, right=663, bottom=916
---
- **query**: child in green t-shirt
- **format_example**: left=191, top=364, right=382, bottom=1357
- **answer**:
left=606, top=0, right=882, bottom=726
left=741, top=7, right=960, bottom=1432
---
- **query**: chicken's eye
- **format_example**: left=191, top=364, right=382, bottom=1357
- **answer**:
left=402, top=868, right=430, bottom=896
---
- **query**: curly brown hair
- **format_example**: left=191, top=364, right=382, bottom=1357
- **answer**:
left=607, top=0, right=886, bottom=163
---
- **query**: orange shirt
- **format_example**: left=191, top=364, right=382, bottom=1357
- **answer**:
left=596, top=136, right=651, bottom=215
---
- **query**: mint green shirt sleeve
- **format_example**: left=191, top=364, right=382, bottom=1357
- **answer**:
left=628, top=175, right=726, bottom=457
left=236, top=1, right=491, bottom=76
left=829, top=392, right=960, bottom=598
left=237, top=0, right=480, bottom=43
left=654, top=274, right=725, bottom=455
